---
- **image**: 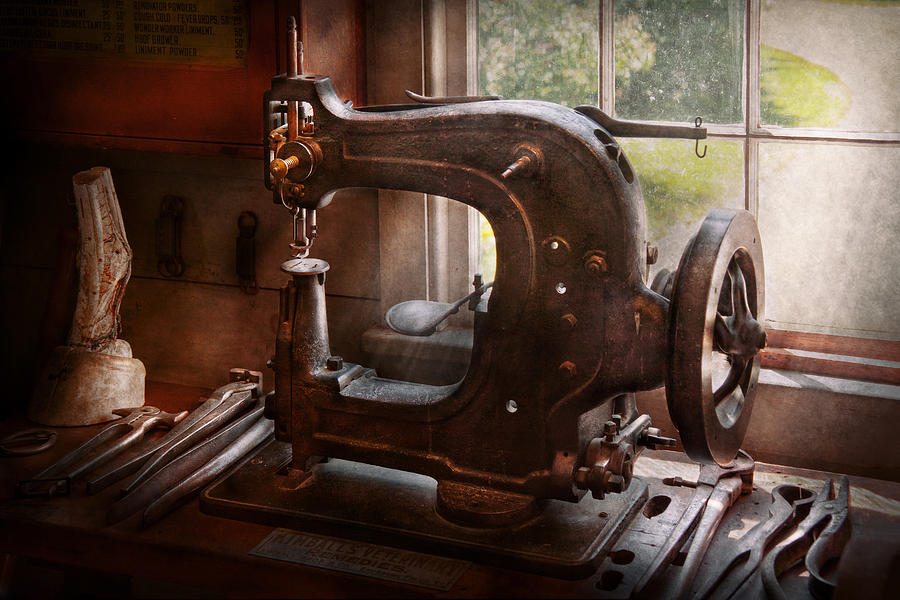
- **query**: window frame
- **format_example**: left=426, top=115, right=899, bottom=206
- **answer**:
left=366, top=0, right=899, bottom=378
left=462, top=0, right=900, bottom=370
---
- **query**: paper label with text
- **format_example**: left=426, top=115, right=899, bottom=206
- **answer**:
left=0, top=0, right=248, bottom=66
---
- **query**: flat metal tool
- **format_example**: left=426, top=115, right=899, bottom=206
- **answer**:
left=120, top=386, right=257, bottom=495
left=86, top=378, right=259, bottom=494
left=633, top=450, right=755, bottom=599
left=107, top=405, right=266, bottom=524
left=142, top=414, right=273, bottom=527
left=692, top=484, right=816, bottom=600
left=762, top=476, right=851, bottom=600
left=17, top=406, right=187, bottom=497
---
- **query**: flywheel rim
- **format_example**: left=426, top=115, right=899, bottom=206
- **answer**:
left=665, top=209, right=765, bottom=466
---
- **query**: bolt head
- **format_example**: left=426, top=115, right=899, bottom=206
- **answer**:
left=584, top=253, right=608, bottom=276
left=560, top=313, right=578, bottom=332
left=270, top=158, right=289, bottom=180
left=559, top=361, right=577, bottom=379
left=326, top=356, right=343, bottom=371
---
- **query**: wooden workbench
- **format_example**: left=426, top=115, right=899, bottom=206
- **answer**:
left=1, top=382, right=898, bottom=598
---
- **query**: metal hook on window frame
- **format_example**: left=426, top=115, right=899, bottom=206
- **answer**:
left=694, top=117, right=707, bottom=159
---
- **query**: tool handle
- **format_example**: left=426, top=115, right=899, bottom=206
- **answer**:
left=123, top=392, right=255, bottom=494
left=673, top=478, right=742, bottom=600
left=33, top=422, right=129, bottom=481
left=67, top=423, right=146, bottom=480
left=107, top=406, right=264, bottom=524
left=633, top=485, right=711, bottom=597
left=141, top=417, right=273, bottom=527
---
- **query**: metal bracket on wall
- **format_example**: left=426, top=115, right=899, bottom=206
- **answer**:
left=157, top=195, right=185, bottom=277
left=236, top=211, right=258, bottom=294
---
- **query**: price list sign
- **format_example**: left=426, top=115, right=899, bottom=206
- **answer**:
left=0, top=0, right=249, bottom=66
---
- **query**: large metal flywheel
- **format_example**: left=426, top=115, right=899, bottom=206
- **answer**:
left=663, top=209, right=766, bottom=465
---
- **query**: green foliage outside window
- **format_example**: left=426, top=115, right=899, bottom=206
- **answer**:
left=478, top=0, right=600, bottom=107
left=476, top=0, right=851, bottom=272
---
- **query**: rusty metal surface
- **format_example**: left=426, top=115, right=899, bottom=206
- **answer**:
left=202, top=440, right=649, bottom=580
left=219, top=24, right=777, bottom=583
left=260, top=39, right=764, bottom=516
left=1, top=380, right=897, bottom=599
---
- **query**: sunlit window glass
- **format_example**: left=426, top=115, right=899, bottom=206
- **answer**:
left=760, top=0, right=900, bottom=131
left=759, top=143, right=900, bottom=338
left=614, top=0, right=745, bottom=124
left=477, top=0, right=600, bottom=106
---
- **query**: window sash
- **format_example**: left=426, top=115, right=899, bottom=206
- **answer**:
left=465, top=0, right=900, bottom=349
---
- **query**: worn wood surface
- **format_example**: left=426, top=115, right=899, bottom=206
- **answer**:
left=766, top=329, right=900, bottom=363
left=1, top=382, right=897, bottom=598
left=761, top=347, right=900, bottom=386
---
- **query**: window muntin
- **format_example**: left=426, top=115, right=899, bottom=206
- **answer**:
left=620, top=138, right=744, bottom=274
left=475, top=0, right=900, bottom=342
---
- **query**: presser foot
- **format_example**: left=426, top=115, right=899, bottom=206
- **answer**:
left=201, top=440, right=648, bottom=580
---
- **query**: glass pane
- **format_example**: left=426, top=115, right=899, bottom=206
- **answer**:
left=620, top=138, right=744, bottom=275
left=477, top=0, right=599, bottom=106
left=761, top=0, right=900, bottom=131
left=615, top=0, right=745, bottom=124
left=759, top=143, right=900, bottom=339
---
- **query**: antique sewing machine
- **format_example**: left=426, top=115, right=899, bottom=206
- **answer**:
left=202, top=24, right=767, bottom=579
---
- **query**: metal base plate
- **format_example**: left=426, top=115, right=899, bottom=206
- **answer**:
left=201, top=441, right=648, bottom=579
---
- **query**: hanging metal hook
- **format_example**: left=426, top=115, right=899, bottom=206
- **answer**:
left=694, top=117, right=707, bottom=158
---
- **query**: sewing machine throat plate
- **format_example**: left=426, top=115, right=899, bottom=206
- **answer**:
left=202, top=441, right=648, bottom=579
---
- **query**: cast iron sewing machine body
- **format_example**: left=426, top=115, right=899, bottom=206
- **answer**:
left=264, top=71, right=675, bottom=509
left=204, top=22, right=766, bottom=575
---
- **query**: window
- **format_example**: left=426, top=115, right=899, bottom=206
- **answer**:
left=473, top=0, right=900, bottom=348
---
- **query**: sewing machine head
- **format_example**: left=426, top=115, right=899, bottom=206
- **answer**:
left=242, top=19, right=766, bottom=573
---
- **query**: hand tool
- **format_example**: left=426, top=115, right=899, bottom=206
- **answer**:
left=633, top=450, right=755, bottom=599
left=17, top=406, right=187, bottom=497
left=761, top=476, right=851, bottom=600
left=142, top=413, right=273, bottom=527
left=0, top=429, right=57, bottom=457
left=107, top=405, right=265, bottom=524
left=120, top=386, right=257, bottom=495
left=86, top=378, right=260, bottom=494
left=691, top=484, right=816, bottom=600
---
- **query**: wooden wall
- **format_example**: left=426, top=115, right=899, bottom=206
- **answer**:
left=0, top=0, right=375, bottom=412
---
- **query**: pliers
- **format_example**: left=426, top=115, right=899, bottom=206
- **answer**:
left=85, top=378, right=260, bottom=494
left=692, top=483, right=816, bottom=599
left=17, top=406, right=187, bottom=497
left=761, top=476, right=852, bottom=600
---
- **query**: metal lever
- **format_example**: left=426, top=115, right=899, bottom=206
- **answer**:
left=574, top=105, right=707, bottom=140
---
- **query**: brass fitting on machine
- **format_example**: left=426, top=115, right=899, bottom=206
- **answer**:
left=270, top=141, right=320, bottom=185
left=270, top=156, right=300, bottom=181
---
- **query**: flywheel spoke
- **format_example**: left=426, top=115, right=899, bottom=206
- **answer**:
left=714, top=358, right=748, bottom=405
